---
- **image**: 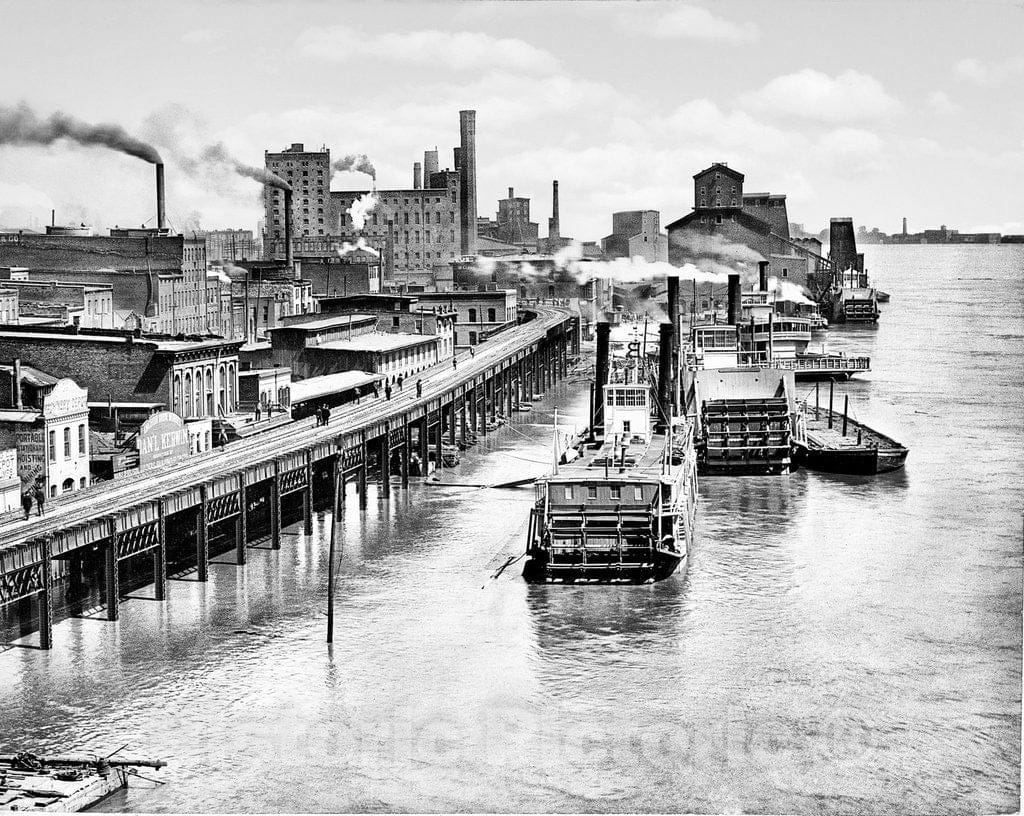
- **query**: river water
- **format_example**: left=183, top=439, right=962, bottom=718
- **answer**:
left=1, top=245, right=1020, bottom=813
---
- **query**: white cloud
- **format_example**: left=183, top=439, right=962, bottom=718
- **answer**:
left=297, top=25, right=560, bottom=74
left=812, top=128, right=886, bottom=176
left=619, top=4, right=759, bottom=43
left=953, top=56, right=1024, bottom=86
left=181, top=29, right=221, bottom=46
left=741, top=69, right=900, bottom=123
left=924, top=90, right=960, bottom=115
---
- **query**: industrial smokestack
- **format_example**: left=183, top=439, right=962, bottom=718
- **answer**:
left=727, top=273, right=741, bottom=325
left=594, top=322, right=610, bottom=431
left=413, top=162, right=422, bottom=190
left=548, top=180, right=560, bottom=240
left=156, top=162, right=166, bottom=231
left=386, top=219, right=395, bottom=283
left=667, top=276, right=680, bottom=413
left=459, top=110, right=477, bottom=256
left=453, top=146, right=462, bottom=171
left=13, top=358, right=22, bottom=409
left=758, top=260, right=769, bottom=292
left=902, top=217, right=908, bottom=236
left=284, top=188, right=294, bottom=274
left=829, top=218, right=858, bottom=275
left=657, top=323, right=673, bottom=432
left=424, top=149, right=439, bottom=183
left=508, top=187, right=514, bottom=199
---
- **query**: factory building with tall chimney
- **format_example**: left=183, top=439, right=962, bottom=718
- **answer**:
left=263, top=143, right=331, bottom=252
left=477, top=188, right=539, bottom=250
left=666, top=162, right=835, bottom=295
left=536, top=180, right=573, bottom=254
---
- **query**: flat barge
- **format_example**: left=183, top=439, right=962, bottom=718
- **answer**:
left=794, top=405, right=908, bottom=474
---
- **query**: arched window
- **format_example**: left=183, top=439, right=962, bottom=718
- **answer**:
left=218, top=364, right=227, bottom=414
left=194, top=372, right=203, bottom=418
left=80, top=477, right=87, bottom=489
left=62, top=478, right=74, bottom=493
left=468, top=308, right=477, bottom=323
left=205, top=368, right=214, bottom=415
left=183, top=372, right=193, bottom=417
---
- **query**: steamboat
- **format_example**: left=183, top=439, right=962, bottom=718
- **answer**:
left=523, top=321, right=698, bottom=584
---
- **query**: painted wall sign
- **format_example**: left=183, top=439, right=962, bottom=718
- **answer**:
left=0, top=448, right=18, bottom=482
left=138, top=411, right=189, bottom=470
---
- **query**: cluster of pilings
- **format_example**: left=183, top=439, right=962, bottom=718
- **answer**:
left=0, top=319, right=580, bottom=649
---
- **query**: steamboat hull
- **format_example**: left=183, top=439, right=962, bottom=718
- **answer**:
left=523, top=547, right=686, bottom=584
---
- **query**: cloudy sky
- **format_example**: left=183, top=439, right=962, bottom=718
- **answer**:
left=0, top=0, right=1021, bottom=239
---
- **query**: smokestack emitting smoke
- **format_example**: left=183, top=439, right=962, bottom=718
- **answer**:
left=459, top=110, right=477, bottom=256
left=347, top=192, right=378, bottom=232
left=0, top=103, right=161, bottom=164
left=768, top=277, right=815, bottom=305
left=156, top=163, right=166, bottom=230
left=332, top=153, right=376, bottom=180
left=671, top=229, right=764, bottom=281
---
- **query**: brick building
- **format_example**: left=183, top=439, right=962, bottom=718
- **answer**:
left=1, top=280, right=114, bottom=329
left=494, top=187, right=539, bottom=249
left=264, top=143, right=331, bottom=249
left=204, top=228, right=259, bottom=262
left=602, top=210, right=669, bottom=262
left=415, top=290, right=517, bottom=348
left=0, top=231, right=210, bottom=335
left=0, top=326, right=243, bottom=423
left=0, top=366, right=90, bottom=498
left=0, top=289, right=17, bottom=325
left=666, top=162, right=834, bottom=294
left=316, top=293, right=455, bottom=361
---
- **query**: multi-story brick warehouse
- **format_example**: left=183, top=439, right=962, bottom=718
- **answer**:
left=263, top=143, right=331, bottom=249
left=0, top=231, right=210, bottom=335
left=0, top=326, right=244, bottom=422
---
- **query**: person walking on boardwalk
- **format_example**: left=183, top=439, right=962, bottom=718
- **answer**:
left=255, top=402, right=262, bottom=422
left=385, top=382, right=392, bottom=401
left=416, top=379, right=422, bottom=398
left=371, top=381, right=379, bottom=398
left=452, top=357, right=457, bottom=370
left=315, top=405, right=323, bottom=426
left=397, top=374, right=404, bottom=391
left=354, top=386, right=362, bottom=405
left=21, top=489, right=32, bottom=521
left=33, top=483, right=45, bottom=516
left=322, top=405, right=331, bottom=426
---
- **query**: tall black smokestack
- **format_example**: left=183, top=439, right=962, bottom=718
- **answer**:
left=413, top=162, right=422, bottom=190
left=727, top=273, right=741, bottom=325
left=459, top=110, right=477, bottom=256
left=758, top=260, right=769, bottom=292
left=667, top=276, right=680, bottom=412
left=284, top=188, right=294, bottom=274
left=548, top=180, right=560, bottom=240
left=594, top=322, right=610, bottom=431
left=156, top=163, right=166, bottom=232
left=657, top=323, right=673, bottom=432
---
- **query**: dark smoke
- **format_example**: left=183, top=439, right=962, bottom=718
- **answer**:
left=185, top=143, right=291, bottom=191
left=332, top=153, right=376, bottom=180
left=0, top=102, right=161, bottom=163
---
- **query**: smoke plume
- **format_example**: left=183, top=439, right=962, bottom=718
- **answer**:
left=768, top=277, right=815, bottom=305
left=347, top=192, right=378, bottom=232
left=332, top=153, right=376, bottom=180
left=552, top=242, right=728, bottom=285
left=338, top=237, right=380, bottom=257
left=0, top=102, right=161, bottom=163
left=183, top=143, right=291, bottom=191
left=669, top=229, right=765, bottom=280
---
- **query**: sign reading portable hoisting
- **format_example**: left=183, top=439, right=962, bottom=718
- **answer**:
left=138, top=411, right=189, bottom=470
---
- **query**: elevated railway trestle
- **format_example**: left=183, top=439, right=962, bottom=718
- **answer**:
left=0, top=309, right=579, bottom=649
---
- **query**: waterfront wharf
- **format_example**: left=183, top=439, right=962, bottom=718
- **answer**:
left=0, top=307, right=579, bottom=649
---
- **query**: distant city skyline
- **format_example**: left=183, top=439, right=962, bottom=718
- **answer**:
left=0, top=0, right=1020, bottom=241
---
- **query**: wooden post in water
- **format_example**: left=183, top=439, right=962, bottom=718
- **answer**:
left=105, top=516, right=120, bottom=621
left=815, top=382, right=820, bottom=418
left=155, top=498, right=168, bottom=597
left=842, top=395, right=849, bottom=436
left=326, top=456, right=340, bottom=644
left=828, top=380, right=835, bottom=429
left=235, top=474, right=247, bottom=565
left=38, top=536, right=53, bottom=650
left=271, top=460, right=281, bottom=550
left=196, top=485, right=209, bottom=581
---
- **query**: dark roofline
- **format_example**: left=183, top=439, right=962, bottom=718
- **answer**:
left=693, top=163, right=745, bottom=182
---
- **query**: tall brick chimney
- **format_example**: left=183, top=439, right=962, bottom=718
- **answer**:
left=284, top=189, right=294, bottom=274
left=413, top=162, right=422, bottom=190
left=459, top=110, right=477, bottom=256
left=156, top=163, right=166, bottom=231
left=548, top=180, right=560, bottom=240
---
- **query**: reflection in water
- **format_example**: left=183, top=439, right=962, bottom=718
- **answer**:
left=0, top=247, right=1021, bottom=814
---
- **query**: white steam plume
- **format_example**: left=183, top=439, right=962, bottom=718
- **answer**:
left=670, top=229, right=765, bottom=280
left=552, top=242, right=728, bottom=284
left=347, top=192, right=378, bottom=232
left=768, top=277, right=815, bottom=305
left=338, top=237, right=380, bottom=257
